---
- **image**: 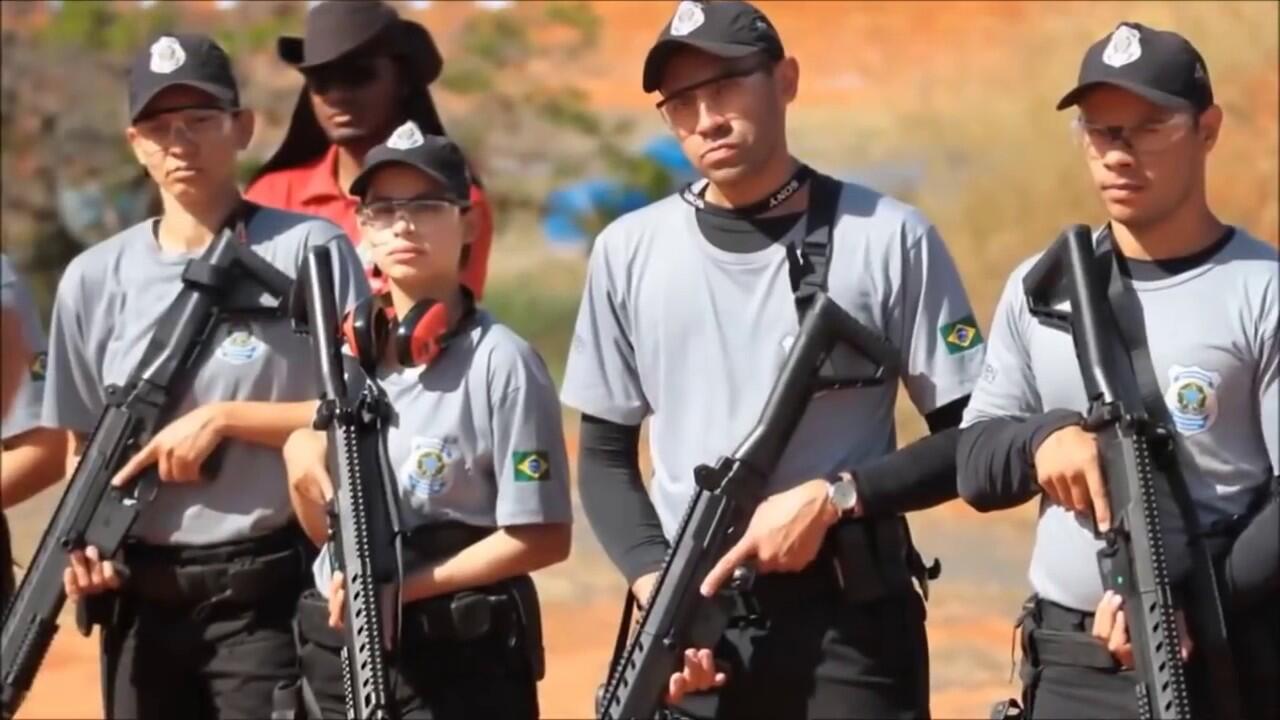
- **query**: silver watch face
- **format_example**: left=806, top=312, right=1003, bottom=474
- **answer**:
left=829, top=479, right=858, bottom=511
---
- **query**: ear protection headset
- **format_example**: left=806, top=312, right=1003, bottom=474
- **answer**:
left=341, top=291, right=475, bottom=370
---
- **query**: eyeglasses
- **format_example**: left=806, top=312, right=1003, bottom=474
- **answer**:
left=1071, top=113, right=1196, bottom=156
left=303, top=57, right=381, bottom=94
left=655, top=61, right=773, bottom=129
left=358, top=198, right=462, bottom=231
left=132, top=108, right=235, bottom=150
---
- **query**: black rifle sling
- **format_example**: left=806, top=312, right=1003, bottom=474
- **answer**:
left=601, top=174, right=846, bottom=690
left=133, top=200, right=263, bottom=381
left=1095, top=227, right=1242, bottom=720
left=786, top=172, right=844, bottom=322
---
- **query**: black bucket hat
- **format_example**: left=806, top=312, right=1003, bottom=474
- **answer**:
left=278, top=0, right=442, bottom=83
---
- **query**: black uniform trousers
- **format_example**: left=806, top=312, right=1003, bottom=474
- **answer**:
left=1017, top=595, right=1280, bottom=720
left=97, top=525, right=308, bottom=720
left=671, top=556, right=931, bottom=720
left=292, top=584, right=540, bottom=720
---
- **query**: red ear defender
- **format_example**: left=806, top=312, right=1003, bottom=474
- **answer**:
left=396, top=300, right=451, bottom=367
left=341, top=295, right=392, bottom=371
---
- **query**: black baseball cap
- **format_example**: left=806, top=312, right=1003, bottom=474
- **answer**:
left=642, top=0, right=784, bottom=93
left=350, top=121, right=472, bottom=203
left=1056, top=22, right=1213, bottom=112
left=128, top=33, right=240, bottom=122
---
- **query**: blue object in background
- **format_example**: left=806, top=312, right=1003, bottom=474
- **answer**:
left=541, top=179, right=653, bottom=250
left=641, top=136, right=698, bottom=185
left=541, top=135, right=695, bottom=250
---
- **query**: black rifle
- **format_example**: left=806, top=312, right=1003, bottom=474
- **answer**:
left=0, top=224, right=292, bottom=719
left=595, top=292, right=900, bottom=720
left=1023, top=225, right=1240, bottom=720
left=297, top=246, right=402, bottom=720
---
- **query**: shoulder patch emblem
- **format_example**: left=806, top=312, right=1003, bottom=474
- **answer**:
left=940, top=315, right=984, bottom=355
left=513, top=450, right=550, bottom=482
left=1102, top=25, right=1142, bottom=68
left=215, top=323, right=265, bottom=365
left=1164, top=365, right=1220, bottom=435
left=669, top=1, right=706, bottom=37
left=29, top=351, right=47, bottom=382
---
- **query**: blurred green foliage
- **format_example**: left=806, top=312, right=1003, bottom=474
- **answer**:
left=36, top=1, right=179, bottom=56
left=436, top=1, right=669, bottom=219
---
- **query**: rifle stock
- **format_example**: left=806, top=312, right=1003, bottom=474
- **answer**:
left=595, top=292, right=899, bottom=720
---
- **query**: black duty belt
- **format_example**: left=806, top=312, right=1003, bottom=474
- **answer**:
left=1018, top=596, right=1121, bottom=672
left=124, top=523, right=304, bottom=566
left=121, top=524, right=307, bottom=616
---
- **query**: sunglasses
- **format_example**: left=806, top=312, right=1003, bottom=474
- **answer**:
left=303, top=56, right=383, bottom=94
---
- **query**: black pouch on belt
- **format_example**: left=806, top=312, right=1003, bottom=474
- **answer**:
left=830, top=515, right=941, bottom=604
left=502, top=574, right=545, bottom=681
left=407, top=574, right=545, bottom=681
left=296, top=589, right=344, bottom=649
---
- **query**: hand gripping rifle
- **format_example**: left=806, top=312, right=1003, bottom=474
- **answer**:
left=1, top=216, right=292, bottom=718
left=595, top=292, right=900, bottom=720
left=1023, top=225, right=1240, bottom=720
left=296, top=246, right=403, bottom=720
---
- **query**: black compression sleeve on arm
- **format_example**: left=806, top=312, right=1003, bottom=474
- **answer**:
left=577, top=414, right=670, bottom=585
left=956, top=409, right=1084, bottom=512
left=925, top=395, right=969, bottom=435
left=850, top=395, right=969, bottom=517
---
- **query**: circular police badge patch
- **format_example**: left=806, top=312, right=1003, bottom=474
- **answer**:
left=215, top=323, right=265, bottom=365
left=401, top=437, right=460, bottom=497
left=1164, top=365, right=1220, bottom=436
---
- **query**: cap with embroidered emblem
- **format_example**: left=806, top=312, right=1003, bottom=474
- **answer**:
left=349, top=121, right=472, bottom=203
left=642, top=0, right=784, bottom=93
left=1056, top=22, right=1213, bottom=112
left=128, top=33, right=240, bottom=122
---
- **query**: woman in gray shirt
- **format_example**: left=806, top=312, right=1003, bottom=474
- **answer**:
left=282, top=122, right=572, bottom=719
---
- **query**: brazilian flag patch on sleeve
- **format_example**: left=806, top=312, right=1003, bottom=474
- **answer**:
left=939, top=315, right=984, bottom=355
left=29, top=351, right=47, bottom=382
left=513, top=450, right=551, bottom=482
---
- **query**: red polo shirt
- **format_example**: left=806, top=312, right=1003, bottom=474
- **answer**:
left=246, top=144, right=493, bottom=298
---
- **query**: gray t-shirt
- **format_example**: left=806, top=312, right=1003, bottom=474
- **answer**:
left=1, top=254, right=48, bottom=441
left=41, top=208, right=369, bottom=545
left=962, top=229, right=1279, bottom=611
left=313, top=311, right=573, bottom=594
left=561, top=184, right=985, bottom=536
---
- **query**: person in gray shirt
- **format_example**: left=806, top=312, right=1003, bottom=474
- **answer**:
left=1, top=255, right=67, bottom=610
left=561, top=2, right=985, bottom=717
left=41, top=34, right=368, bottom=719
left=282, top=122, right=571, bottom=720
left=1, top=255, right=68, bottom=512
left=957, top=23, right=1278, bottom=719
